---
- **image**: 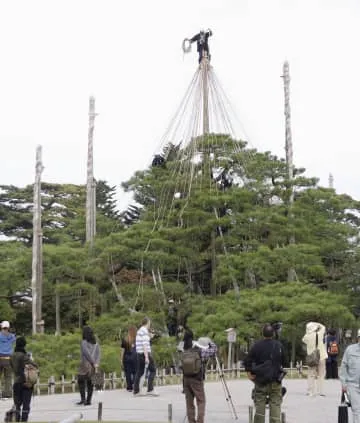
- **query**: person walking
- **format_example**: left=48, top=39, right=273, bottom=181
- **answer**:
left=120, top=326, right=137, bottom=392
left=245, top=324, right=286, bottom=423
left=133, top=317, right=158, bottom=396
left=0, top=320, right=16, bottom=399
left=325, top=328, right=339, bottom=379
left=10, top=337, right=35, bottom=422
left=302, top=321, right=327, bottom=396
left=77, top=326, right=100, bottom=406
left=340, top=329, right=360, bottom=423
left=182, top=329, right=205, bottom=423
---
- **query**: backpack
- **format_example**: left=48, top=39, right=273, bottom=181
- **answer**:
left=306, top=333, right=320, bottom=367
left=181, top=349, right=202, bottom=376
left=24, top=362, right=39, bottom=388
left=328, top=341, right=339, bottom=356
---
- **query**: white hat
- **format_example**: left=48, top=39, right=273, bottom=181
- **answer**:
left=1, top=321, right=10, bottom=329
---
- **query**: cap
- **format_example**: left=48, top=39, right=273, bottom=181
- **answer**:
left=1, top=321, right=10, bottom=329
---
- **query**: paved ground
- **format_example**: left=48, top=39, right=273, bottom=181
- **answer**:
left=0, top=379, right=347, bottom=422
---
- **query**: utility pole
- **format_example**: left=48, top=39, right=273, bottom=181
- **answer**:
left=31, top=145, right=44, bottom=334
left=282, top=61, right=297, bottom=282
left=86, top=96, right=97, bottom=245
left=329, top=173, right=334, bottom=189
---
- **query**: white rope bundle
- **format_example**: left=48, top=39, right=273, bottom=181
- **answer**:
left=182, top=38, right=192, bottom=54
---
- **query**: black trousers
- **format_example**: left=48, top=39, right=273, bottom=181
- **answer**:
left=77, top=375, right=94, bottom=403
left=198, top=45, right=210, bottom=63
left=13, top=383, right=32, bottom=422
left=326, top=360, right=338, bottom=379
left=133, top=353, right=156, bottom=394
left=123, top=353, right=136, bottom=391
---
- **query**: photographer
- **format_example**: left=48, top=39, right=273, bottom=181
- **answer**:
left=182, top=330, right=205, bottom=423
left=244, top=324, right=286, bottom=423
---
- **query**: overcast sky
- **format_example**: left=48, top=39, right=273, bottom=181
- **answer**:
left=0, top=0, right=359, bottom=210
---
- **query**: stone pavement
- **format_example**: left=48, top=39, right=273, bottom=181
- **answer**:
left=0, top=379, right=346, bottom=422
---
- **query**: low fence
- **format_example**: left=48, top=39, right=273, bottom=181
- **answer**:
left=34, top=360, right=309, bottom=395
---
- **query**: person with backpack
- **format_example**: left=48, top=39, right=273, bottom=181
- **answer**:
left=302, top=321, right=327, bottom=396
left=77, top=326, right=101, bottom=406
left=120, top=325, right=137, bottom=392
left=244, top=324, right=286, bottom=423
left=181, top=329, right=205, bottom=423
left=10, top=336, right=38, bottom=422
left=326, top=328, right=339, bottom=379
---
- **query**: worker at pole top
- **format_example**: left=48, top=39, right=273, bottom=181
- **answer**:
left=190, top=29, right=213, bottom=63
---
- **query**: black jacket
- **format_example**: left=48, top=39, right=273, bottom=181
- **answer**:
left=10, top=351, right=31, bottom=384
left=244, top=339, right=285, bottom=384
left=190, top=30, right=212, bottom=52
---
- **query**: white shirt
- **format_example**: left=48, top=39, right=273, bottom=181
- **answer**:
left=135, top=326, right=151, bottom=354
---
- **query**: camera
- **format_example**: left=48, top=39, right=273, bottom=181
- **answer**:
left=277, top=368, right=287, bottom=383
left=271, top=322, right=283, bottom=333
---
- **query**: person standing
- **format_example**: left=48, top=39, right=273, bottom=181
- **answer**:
left=10, top=337, right=35, bottom=422
left=120, top=326, right=137, bottom=392
left=189, top=29, right=213, bottom=63
left=77, top=326, right=100, bottom=406
left=340, top=329, right=360, bottom=423
left=302, top=322, right=327, bottom=396
left=133, top=317, right=158, bottom=396
left=325, top=328, right=339, bottom=379
left=244, top=324, right=286, bottom=423
left=182, top=330, right=205, bottom=423
left=0, top=321, right=16, bottom=399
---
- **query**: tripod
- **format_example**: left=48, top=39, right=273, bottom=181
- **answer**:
left=214, top=355, right=238, bottom=420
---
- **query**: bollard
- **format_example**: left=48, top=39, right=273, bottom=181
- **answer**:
left=48, top=375, right=56, bottom=394
left=281, top=411, right=286, bottom=423
left=168, top=403, right=172, bottom=423
left=248, top=405, right=253, bottom=422
left=97, top=402, right=103, bottom=423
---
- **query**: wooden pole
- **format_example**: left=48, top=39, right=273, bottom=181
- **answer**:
left=201, top=54, right=210, bottom=135
left=282, top=61, right=297, bottom=282
left=86, top=96, right=97, bottom=245
left=283, top=61, right=294, bottom=203
left=31, top=145, right=44, bottom=334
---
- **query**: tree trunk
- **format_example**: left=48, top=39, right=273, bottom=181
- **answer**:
left=55, top=279, right=61, bottom=336
left=210, top=230, right=217, bottom=296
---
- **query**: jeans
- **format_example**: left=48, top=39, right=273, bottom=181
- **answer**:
left=123, top=352, right=136, bottom=390
left=133, top=353, right=156, bottom=394
left=13, top=382, right=32, bottom=422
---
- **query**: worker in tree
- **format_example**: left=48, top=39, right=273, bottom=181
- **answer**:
left=190, top=29, right=213, bottom=63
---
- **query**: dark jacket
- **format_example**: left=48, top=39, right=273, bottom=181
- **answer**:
left=244, top=339, right=285, bottom=384
left=10, top=351, right=31, bottom=384
left=190, top=30, right=212, bottom=52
